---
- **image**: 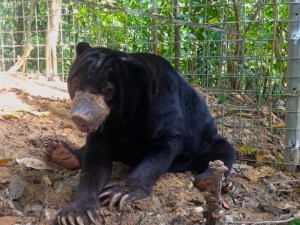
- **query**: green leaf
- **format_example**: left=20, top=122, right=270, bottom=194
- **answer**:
left=240, top=145, right=248, bottom=153
left=80, top=7, right=86, bottom=13
left=213, top=32, right=221, bottom=41
left=209, top=17, right=218, bottom=23
left=240, top=145, right=257, bottom=154
left=289, top=219, right=300, bottom=225
left=218, top=93, right=227, bottom=103
left=276, top=157, right=284, bottom=164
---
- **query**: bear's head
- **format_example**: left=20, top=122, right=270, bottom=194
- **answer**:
left=67, top=42, right=151, bottom=133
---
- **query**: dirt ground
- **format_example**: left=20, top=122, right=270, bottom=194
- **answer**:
left=0, top=73, right=299, bottom=225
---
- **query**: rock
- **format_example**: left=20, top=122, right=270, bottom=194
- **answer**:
left=9, top=176, right=26, bottom=200
left=242, top=197, right=258, bottom=209
left=69, top=179, right=79, bottom=192
left=225, top=214, right=233, bottom=222
left=54, top=181, right=64, bottom=194
left=232, top=163, right=253, bottom=171
left=262, top=193, right=274, bottom=202
left=294, top=211, right=300, bottom=219
left=195, top=206, right=204, bottom=213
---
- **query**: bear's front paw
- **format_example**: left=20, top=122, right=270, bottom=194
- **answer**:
left=98, top=181, right=151, bottom=211
left=56, top=198, right=100, bottom=225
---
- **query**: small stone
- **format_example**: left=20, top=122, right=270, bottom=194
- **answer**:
left=54, top=181, right=64, bottom=194
left=69, top=179, right=79, bottom=192
left=195, top=206, right=204, bottom=213
left=262, top=194, right=274, bottom=202
left=9, top=176, right=26, bottom=200
left=232, top=163, right=253, bottom=171
left=225, top=215, right=233, bottom=222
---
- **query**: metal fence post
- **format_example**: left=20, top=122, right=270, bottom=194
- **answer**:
left=284, top=0, right=300, bottom=171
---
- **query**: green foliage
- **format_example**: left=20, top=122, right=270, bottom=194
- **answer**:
left=290, top=219, right=300, bottom=225
left=0, top=0, right=288, bottom=95
left=276, top=157, right=284, bottom=164
left=240, top=145, right=257, bottom=154
left=218, top=93, right=227, bottom=103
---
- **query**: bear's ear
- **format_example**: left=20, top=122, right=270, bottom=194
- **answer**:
left=76, top=42, right=91, bottom=56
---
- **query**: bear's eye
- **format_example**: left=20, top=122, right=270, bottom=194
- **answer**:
left=72, top=78, right=80, bottom=90
left=101, top=83, right=115, bottom=99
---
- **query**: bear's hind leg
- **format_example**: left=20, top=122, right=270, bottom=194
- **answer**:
left=193, top=135, right=235, bottom=192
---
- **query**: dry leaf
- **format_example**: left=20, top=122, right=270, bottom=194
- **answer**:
left=257, top=154, right=265, bottom=162
left=16, top=158, right=52, bottom=170
left=271, top=112, right=278, bottom=123
left=0, top=112, right=20, bottom=119
left=245, top=166, right=275, bottom=183
left=0, top=216, right=19, bottom=225
left=0, top=158, right=9, bottom=166
left=272, top=122, right=285, bottom=128
left=221, top=199, right=230, bottom=209
left=241, top=92, right=253, bottom=104
left=240, top=113, right=253, bottom=119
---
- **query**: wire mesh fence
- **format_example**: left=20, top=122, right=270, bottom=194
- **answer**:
left=0, top=0, right=298, bottom=169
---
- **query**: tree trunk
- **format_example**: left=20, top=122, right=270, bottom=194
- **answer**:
left=227, top=0, right=241, bottom=90
left=15, top=1, right=26, bottom=49
left=45, top=0, right=62, bottom=81
left=22, top=0, right=35, bottom=76
left=173, top=0, right=180, bottom=73
left=151, top=0, right=158, bottom=54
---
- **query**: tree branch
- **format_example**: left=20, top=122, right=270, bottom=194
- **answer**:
left=244, top=1, right=261, bottom=34
left=7, top=44, right=33, bottom=75
left=232, top=0, right=240, bottom=56
left=226, top=216, right=298, bottom=224
left=22, top=0, right=36, bottom=75
left=73, top=0, right=238, bottom=34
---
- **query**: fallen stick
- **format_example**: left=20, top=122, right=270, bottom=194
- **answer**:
left=204, top=160, right=228, bottom=225
left=7, top=44, right=33, bottom=75
left=226, top=216, right=297, bottom=224
left=37, top=176, right=52, bottom=224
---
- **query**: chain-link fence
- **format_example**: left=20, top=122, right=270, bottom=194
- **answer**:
left=0, top=0, right=299, bottom=169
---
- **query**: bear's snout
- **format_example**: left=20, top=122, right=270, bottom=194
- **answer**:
left=71, top=91, right=110, bottom=133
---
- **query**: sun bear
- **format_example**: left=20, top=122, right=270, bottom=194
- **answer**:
left=48, top=42, right=235, bottom=225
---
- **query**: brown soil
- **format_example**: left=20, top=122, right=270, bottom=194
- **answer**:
left=0, top=73, right=299, bottom=225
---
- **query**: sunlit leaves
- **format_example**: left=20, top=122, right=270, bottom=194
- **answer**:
left=0, top=0, right=288, bottom=88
